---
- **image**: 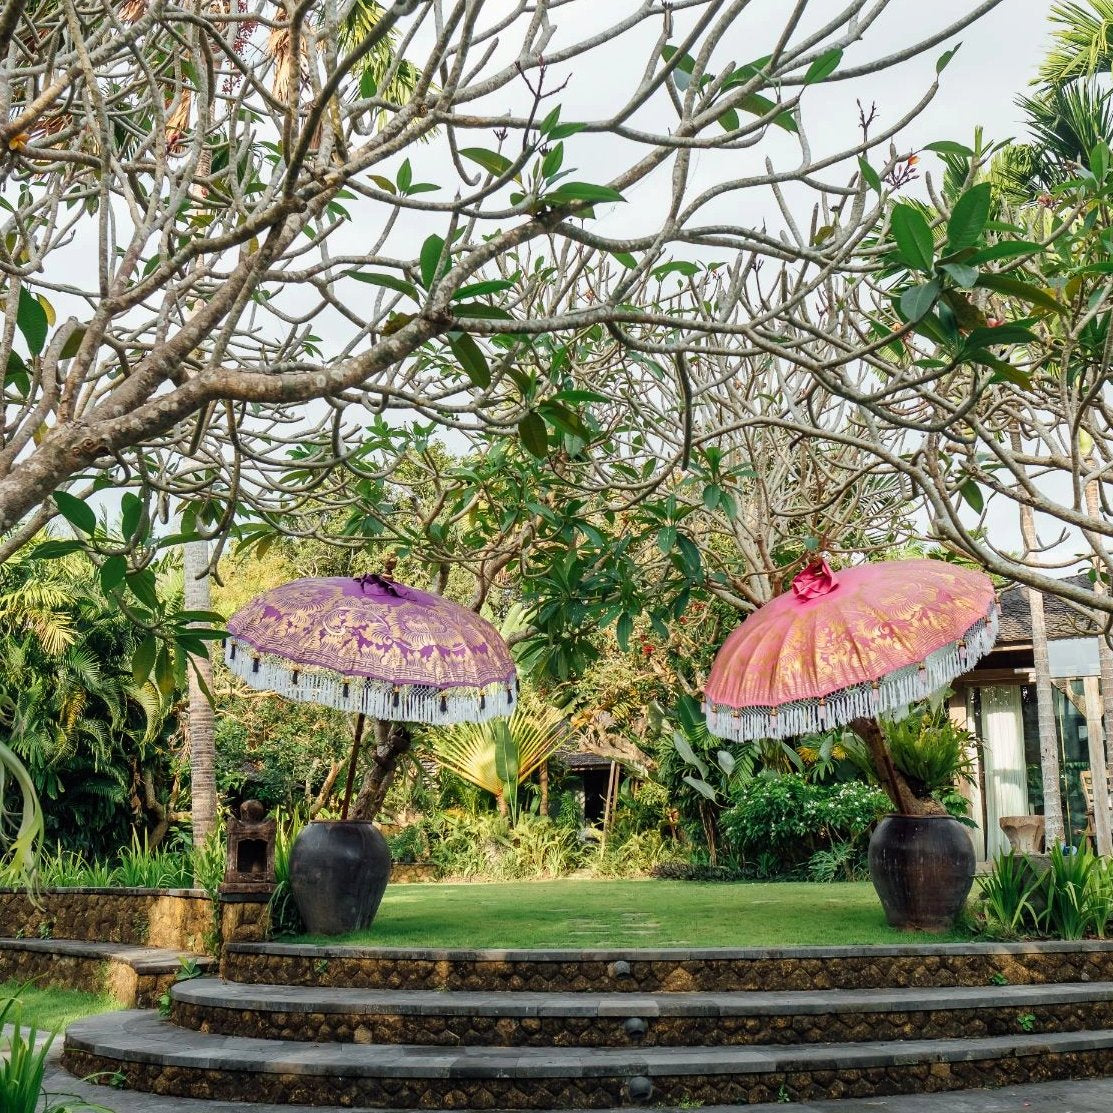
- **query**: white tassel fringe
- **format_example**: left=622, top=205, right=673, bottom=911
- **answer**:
left=704, top=604, right=999, bottom=742
left=224, top=638, right=516, bottom=725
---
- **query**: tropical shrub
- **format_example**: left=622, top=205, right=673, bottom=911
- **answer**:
left=268, top=808, right=308, bottom=938
left=0, top=990, right=102, bottom=1113
left=978, top=847, right=1113, bottom=941
left=721, top=776, right=890, bottom=873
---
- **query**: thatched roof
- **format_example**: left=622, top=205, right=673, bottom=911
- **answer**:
left=996, top=574, right=1100, bottom=646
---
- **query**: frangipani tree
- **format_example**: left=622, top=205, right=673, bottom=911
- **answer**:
left=0, top=0, right=1002, bottom=568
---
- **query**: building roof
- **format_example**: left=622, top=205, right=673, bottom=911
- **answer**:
left=996, top=573, right=1100, bottom=646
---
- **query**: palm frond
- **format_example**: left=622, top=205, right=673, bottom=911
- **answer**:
left=1039, top=1, right=1113, bottom=85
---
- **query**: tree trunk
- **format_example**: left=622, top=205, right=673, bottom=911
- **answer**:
left=850, top=718, right=940, bottom=816
left=184, top=539, right=217, bottom=849
left=1011, top=429, right=1064, bottom=847
left=1085, top=475, right=1113, bottom=853
left=539, top=760, right=549, bottom=818
left=349, top=720, right=411, bottom=823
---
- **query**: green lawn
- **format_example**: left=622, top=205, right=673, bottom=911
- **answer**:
left=302, top=880, right=971, bottom=949
left=0, top=981, right=121, bottom=1032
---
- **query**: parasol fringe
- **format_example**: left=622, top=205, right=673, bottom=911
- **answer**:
left=224, top=639, right=516, bottom=725
left=705, top=603, right=999, bottom=743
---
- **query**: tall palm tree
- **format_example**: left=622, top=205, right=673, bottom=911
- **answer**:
left=184, top=540, right=216, bottom=847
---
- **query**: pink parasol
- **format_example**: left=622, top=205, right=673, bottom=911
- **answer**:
left=225, top=574, right=517, bottom=724
left=704, top=558, right=998, bottom=742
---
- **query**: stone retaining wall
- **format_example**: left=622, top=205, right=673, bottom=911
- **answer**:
left=57, top=1042, right=1113, bottom=1108
left=223, top=940, right=1113, bottom=993
left=0, top=888, right=212, bottom=952
left=168, top=996, right=1113, bottom=1047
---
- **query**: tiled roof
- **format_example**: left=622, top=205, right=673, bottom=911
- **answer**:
left=996, top=573, right=1100, bottom=645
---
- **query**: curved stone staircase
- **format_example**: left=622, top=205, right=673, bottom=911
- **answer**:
left=61, top=940, right=1113, bottom=1108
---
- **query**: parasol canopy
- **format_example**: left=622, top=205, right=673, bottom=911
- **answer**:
left=225, top=574, right=517, bottom=725
left=704, top=558, right=998, bottom=742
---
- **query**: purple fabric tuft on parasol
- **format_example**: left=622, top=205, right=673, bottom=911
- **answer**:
left=225, top=574, right=517, bottom=726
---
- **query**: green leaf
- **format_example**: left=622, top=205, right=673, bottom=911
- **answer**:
left=616, top=612, right=634, bottom=652
left=964, top=241, right=1044, bottom=264
left=657, top=526, right=677, bottom=554
left=132, top=632, right=158, bottom=687
left=59, top=327, right=86, bottom=360
left=552, top=388, right=610, bottom=404
left=31, top=539, right=84, bottom=560
left=717, top=107, right=740, bottom=132
left=125, top=568, right=160, bottom=610
left=450, top=303, right=512, bottom=320
left=946, top=183, right=992, bottom=252
left=965, top=323, right=1037, bottom=348
left=53, top=490, right=97, bottom=536
left=419, top=234, right=446, bottom=289
left=738, top=94, right=798, bottom=132
left=803, top=48, right=842, bottom=84
left=121, top=491, right=144, bottom=540
left=359, top=68, right=377, bottom=99
left=969, top=352, right=1032, bottom=388
left=397, top=158, right=413, bottom=193
left=940, top=262, right=979, bottom=288
left=154, top=643, right=176, bottom=699
left=858, top=157, right=882, bottom=193
left=683, top=774, right=718, bottom=801
left=545, top=181, right=625, bottom=205
left=100, top=554, right=128, bottom=593
left=16, top=288, right=48, bottom=355
left=537, top=400, right=590, bottom=440
left=924, top=141, right=974, bottom=157
left=452, top=279, right=515, bottom=299
left=890, top=204, right=935, bottom=273
left=518, top=411, right=548, bottom=457
left=900, top=279, right=941, bottom=322
left=975, top=273, right=1064, bottom=314
left=447, top=332, right=490, bottom=389
left=349, top=272, right=418, bottom=298
left=702, top=484, right=721, bottom=511
left=936, top=42, right=961, bottom=73
left=959, top=479, right=984, bottom=514
left=460, top=148, right=512, bottom=176
left=541, top=142, right=564, bottom=179
left=716, top=750, right=737, bottom=776
left=612, top=252, right=637, bottom=268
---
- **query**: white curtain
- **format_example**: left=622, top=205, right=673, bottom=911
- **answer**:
left=980, top=686, right=1029, bottom=859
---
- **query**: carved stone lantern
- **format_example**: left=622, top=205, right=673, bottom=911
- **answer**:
left=222, top=800, right=276, bottom=894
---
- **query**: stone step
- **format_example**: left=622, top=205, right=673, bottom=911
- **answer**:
left=61, top=1009, right=1113, bottom=1108
left=0, top=938, right=214, bottom=1008
left=222, top=939, right=1113, bottom=993
left=170, top=976, right=1113, bottom=1046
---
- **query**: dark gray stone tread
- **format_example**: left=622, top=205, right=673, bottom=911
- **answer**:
left=0, top=937, right=213, bottom=974
left=63, top=1010, right=1113, bottom=1078
left=171, top=975, right=1113, bottom=1018
left=231, top=939, right=1113, bottom=962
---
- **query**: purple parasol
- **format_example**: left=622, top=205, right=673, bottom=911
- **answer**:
left=225, top=574, right=518, bottom=725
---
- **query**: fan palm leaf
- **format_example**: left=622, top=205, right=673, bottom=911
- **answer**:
left=431, top=703, right=569, bottom=802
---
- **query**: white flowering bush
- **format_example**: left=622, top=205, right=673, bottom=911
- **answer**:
left=721, top=776, right=890, bottom=871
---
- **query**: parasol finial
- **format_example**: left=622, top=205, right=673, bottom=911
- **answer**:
left=791, top=558, right=837, bottom=601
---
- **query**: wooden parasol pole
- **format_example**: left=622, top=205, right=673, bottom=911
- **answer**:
left=340, top=712, right=367, bottom=820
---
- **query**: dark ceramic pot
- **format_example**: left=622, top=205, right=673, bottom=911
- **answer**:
left=289, top=821, right=392, bottom=935
left=868, top=814, right=975, bottom=932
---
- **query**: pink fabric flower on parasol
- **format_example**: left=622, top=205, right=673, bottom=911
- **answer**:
left=225, top=574, right=517, bottom=725
left=704, top=558, right=998, bottom=742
